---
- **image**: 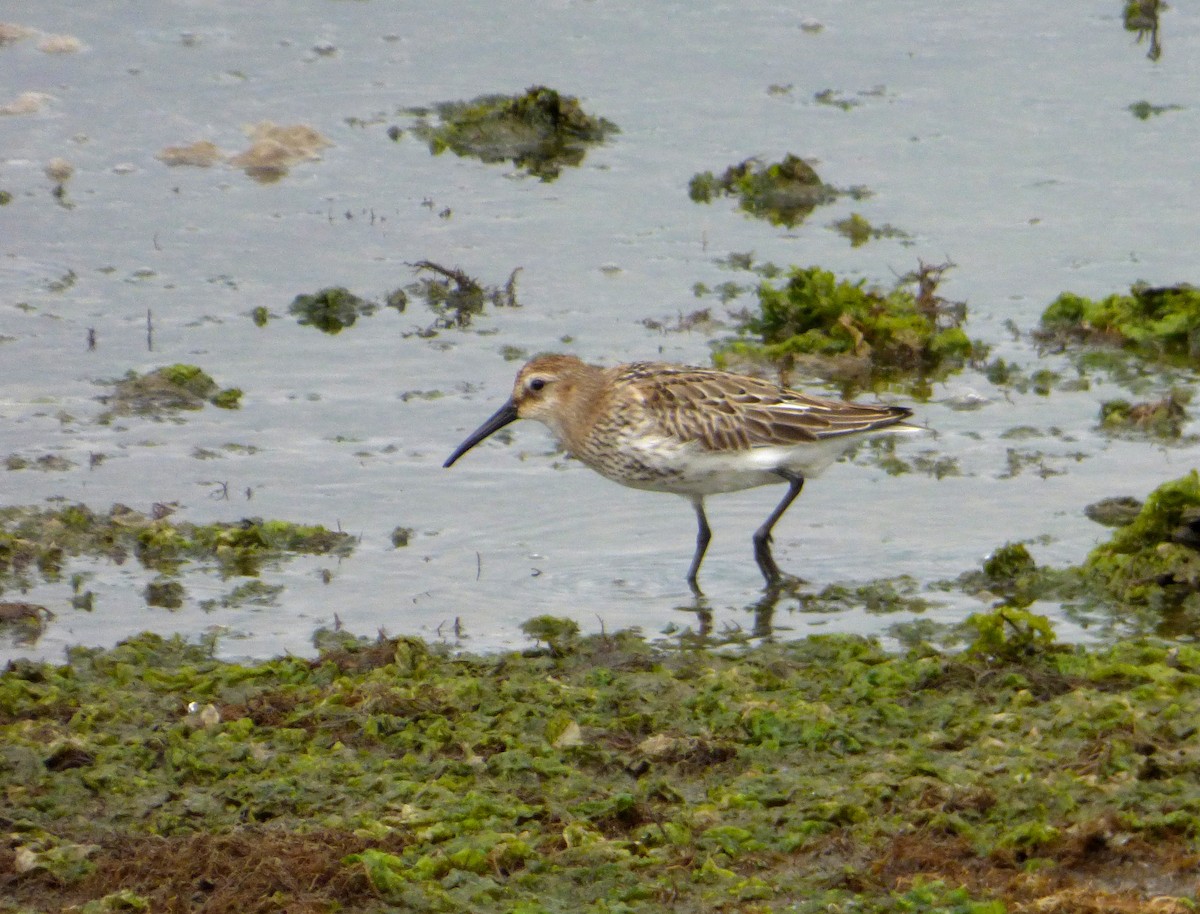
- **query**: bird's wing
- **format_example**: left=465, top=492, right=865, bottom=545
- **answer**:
left=618, top=363, right=912, bottom=453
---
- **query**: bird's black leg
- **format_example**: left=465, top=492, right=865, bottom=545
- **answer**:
left=752, top=472, right=805, bottom=586
left=686, top=496, right=712, bottom=594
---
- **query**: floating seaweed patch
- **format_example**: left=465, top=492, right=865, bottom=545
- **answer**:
left=1036, top=282, right=1200, bottom=368
left=1084, top=496, right=1143, bottom=528
left=689, top=154, right=856, bottom=228
left=830, top=212, right=911, bottom=248
left=1085, top=471, right=1200, bottom=621
left=289, top=287, right=377, bottom=334
left=1128, top=100, right=1184, bottom=120
left=406, top=86, right=618, bottom=181
left=952, top=472, right=1200, bottom=637
left=5, top=453, right=75, bottom=472
left=398, top=261, right=521, bottom=333
left=1124, top=0, right=1164, bottom=59
left=713, top=260, right=983, bottom=395
left=98, top=365, right=242, bottom=422
left=1098, top=391, right=1190, bottom=440
left=796, top=575, right=936, bottom=616
left=0, top=601, right=53, bottom=645
left=286, top=264, right=519, bottom=336
left=0, top=503, right=356, bottom=594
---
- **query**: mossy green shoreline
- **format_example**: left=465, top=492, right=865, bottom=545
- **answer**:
left=2, top=627, right=1197, bottom=913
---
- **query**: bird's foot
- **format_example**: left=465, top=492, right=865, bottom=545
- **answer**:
left=762, top=571, right=807, bottom=595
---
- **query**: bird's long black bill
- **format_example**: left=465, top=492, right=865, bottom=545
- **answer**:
left=443, top=400, right=519, bottom=467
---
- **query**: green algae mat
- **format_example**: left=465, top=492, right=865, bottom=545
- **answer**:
left=2, top=625, right=1198, bottom=913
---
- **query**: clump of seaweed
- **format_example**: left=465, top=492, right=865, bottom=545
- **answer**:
left=1036, top=282, right=1200, bottom=367
left=1098, top=391, right=1190, bottom=440
left=5, top=453, right=74, bottom=472
left=1129, top=99, right=1183, bottom=119
left=689, top=154, right=851, bottom=227
left=953, top=541, right=1079, bottom=608
left=1084, top=496, right=1143, bottom=528
left=1085, top=471, right=1200, bottom=617
left=961, top=605, right=1062, bottom=664
left=830, top=212, right=910, bottom=247
left=0, top=503, right=356, bottom=590
left=796, top=575, right=935, bottom=616
left=286, top=264, right=519, bottom=336
left=954, top=473, right=1200, bottom=636
left=1124, top=0, right=1163, bottom=59
left=714, top=260, right=983, bottom=394
left=0, top=601, right=54, bottom=645
left=289, top=287, right=378, bottom=334
left=401, top=260, right=520, bottom=332
left=407, top=86, right=618, bottom=181
left=99, top=365, right=241, bottom=421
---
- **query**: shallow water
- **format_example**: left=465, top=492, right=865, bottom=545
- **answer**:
left=2, top=0, right=1198, bottom=662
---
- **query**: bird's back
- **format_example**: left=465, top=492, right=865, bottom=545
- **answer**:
left=606, top=362, right=913, bottom=451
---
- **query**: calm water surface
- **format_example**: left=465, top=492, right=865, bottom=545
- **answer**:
left=1, top=0, right=1198, bottom=661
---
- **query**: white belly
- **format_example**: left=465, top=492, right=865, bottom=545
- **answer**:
left=579, top=434, right=866, bottom=497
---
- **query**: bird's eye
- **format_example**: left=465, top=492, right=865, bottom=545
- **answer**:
left=529, top=378, right=546, bottom=392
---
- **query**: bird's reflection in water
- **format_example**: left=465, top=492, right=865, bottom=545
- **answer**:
left=669, top=580, right=807, bottom=646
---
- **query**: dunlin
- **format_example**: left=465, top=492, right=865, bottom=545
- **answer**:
left=444, top=355, right=918, bottom=591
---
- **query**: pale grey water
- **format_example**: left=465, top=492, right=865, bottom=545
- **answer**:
left=1, top=0, right=1198, bottom=662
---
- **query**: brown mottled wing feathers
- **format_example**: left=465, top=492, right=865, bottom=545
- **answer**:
left=615, top=363, right=911, bottom=452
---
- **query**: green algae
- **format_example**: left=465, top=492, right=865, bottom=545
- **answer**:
left=403, top=260, right=521, bottom=332
left=519, top=615, right=581, bottom=655
left=813, top=88, right=860, bottom=111
left=1037, top=282, right=1200, bottom=367
left=1098, top=391, right=1190, bottom=440
left=962, top=605, right=1059, bottom=664
left=1124, top=0, right=1163, bottom=60
left=794, top=880, right=1005, bottom=914
left=796, top=575, right=936, bottom=616
left=144, top=577, right=185, bottom=609
left=5, top=454, right=75, bottom=472
left=997, top=445, right=1088, bottom=480
left=99, top=365, right=241, bottom=421
left=983, top=357, right=1087, bottom=396
left=0, top=503, right=355, bottom=595
left=830, top=212, right=910, bottom=248
left=287, top=264, right=519, bottom=337
left=863, top=439, right=961, bottom=479
left=199, top=579, right=284, bottom=611
left=407, top=86, right=618, bottom=181
left=2, top=627, right=1198, bottom=913
left=953, top=542, right=1082, bottom=610
left=1129, top=99, right=1183, bottom=119
left=951, top=473, right=1200, bottom=637
left=688, top=154, right=847, bottom=227
left=288, top=286, right=377, bottom=333
left=1085, top=470, right=1200, bottom=622
left=0, top=602, right=53, bottom=646
left=713, top=261, right=983, bottom=394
